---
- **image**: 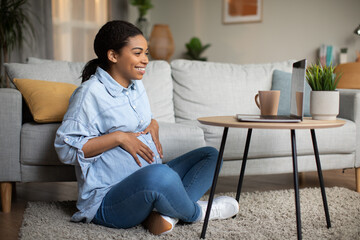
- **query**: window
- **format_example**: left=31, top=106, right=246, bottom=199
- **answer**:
left=52, top=0, right=108, bottom=62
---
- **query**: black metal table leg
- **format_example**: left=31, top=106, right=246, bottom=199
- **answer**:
left=235, top=128, right=253, bottom=202
left=291, top=129, right=302, bottom=240
left=200, top=127, right=229, bottom=239
left=310, top=129, right=331, bottom=228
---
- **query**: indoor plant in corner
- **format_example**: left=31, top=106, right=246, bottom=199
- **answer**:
left=306, top=62, right=342, bottom=120
left=0, top=0, right=36, bottom=88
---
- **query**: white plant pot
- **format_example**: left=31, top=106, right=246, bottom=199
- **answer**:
left=310, top=91, right=339, bottom=120
left=339, top=53, right=347, bottom=64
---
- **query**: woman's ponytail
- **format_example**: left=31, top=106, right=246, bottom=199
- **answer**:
left=81, top=58, right=100, bottom=83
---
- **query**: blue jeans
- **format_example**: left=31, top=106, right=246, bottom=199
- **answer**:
left=92, top=146, right=219, bottom=229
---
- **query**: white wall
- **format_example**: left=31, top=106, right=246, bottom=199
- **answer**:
left=129, top=0, right=360, bottom=65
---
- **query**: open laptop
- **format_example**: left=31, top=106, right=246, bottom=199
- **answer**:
left=237, top=59, right=307, bottom=123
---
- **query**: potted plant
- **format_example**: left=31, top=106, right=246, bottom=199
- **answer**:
left=185, top=37, right=211, bottom=61
left=130, top=0, right=153, bottom=39
left=0, top=0, right=36, bottom=88
left=306, top=62, right=342, bottom=120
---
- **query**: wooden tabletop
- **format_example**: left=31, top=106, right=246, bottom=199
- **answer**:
left=197, top=116, right=346, bottom=130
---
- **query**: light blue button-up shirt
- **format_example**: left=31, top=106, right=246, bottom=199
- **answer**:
left=54, top=67, right=161, bottom=223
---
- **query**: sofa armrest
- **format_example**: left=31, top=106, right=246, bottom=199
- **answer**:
left=338, top=89, right=360, bottom=167
left=0, top=88, right=22, bottom=181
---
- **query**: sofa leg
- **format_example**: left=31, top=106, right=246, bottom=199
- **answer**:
left=356, top=168, right=360, bottom=193
left=1, top=182, right=12, bottom=213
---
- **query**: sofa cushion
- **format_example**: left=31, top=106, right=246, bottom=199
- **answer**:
left=18, top=58, right=175, bottom=123
left=21, top=123, right=62, bottom=166
left=20, top=121, right=204, bottom=166
left=271, top=70, right=311, bottom=116
left=13, top=78, right=77, bottom=123
left=189, top=118, right=356, bottom=160
left=158, top=122, right=205, bottom=162
left=4, top=61, right=85, bottom=86
left=141, top=61, right=175, bottom=123
left=171, top=59, right=294, bottom=122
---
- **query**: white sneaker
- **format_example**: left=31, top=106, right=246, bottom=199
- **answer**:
left=160, top=215, right=178, bottom=234
left=143, top=211, right=179, bottom=235
left=198, top=196, right=239, bottom=221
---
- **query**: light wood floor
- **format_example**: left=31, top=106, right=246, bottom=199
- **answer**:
left=0, top=169, right=357, bottom=240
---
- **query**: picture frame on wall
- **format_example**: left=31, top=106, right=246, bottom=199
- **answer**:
left=223, top=0, right=262, bottom=24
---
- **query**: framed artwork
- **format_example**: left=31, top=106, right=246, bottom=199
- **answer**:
left=223, top=0, right=262, bottom=24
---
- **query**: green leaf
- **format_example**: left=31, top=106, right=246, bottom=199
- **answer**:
left=184, top=37, right=211, bottom=61
left=306, top=61, right=341, bottom=91
left=0, top=0, right=37, bottom=87
left=131, top=0, right=153, bottom=18
left=189, top=37, right=202, bottom=51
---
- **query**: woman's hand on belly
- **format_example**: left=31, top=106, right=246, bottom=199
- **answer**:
left=117, top=132, right=155, bottom=167
left=140, top=119, right=163, bottom=159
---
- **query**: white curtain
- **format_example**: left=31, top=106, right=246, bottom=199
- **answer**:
left=52, top=0, right=128, bottom=62
left=52, top=0, right=108, bottom=62
left=8, top=0, right=128, bottom=64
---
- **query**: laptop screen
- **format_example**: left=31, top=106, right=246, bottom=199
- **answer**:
left=290, top=59, right=307, bottom=119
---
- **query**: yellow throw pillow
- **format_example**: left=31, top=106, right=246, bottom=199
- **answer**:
left=13, top=78, right=78, bottom=123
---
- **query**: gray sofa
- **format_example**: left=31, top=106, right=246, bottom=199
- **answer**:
left=1, top=58, right=359, bottom=213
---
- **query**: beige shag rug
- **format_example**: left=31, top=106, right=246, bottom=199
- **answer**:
left=19, top=187, right=360, bottom=240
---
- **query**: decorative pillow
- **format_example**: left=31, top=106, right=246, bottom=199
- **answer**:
left=13, top=78, right=77, bottom=123
left=335, top=62, right=360, bottom=89
left=271, top=70, right=311, bottom=116
left=4, top=61, right=85, bottom=86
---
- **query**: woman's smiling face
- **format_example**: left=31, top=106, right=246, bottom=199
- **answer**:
left=108, top=34, right=149, bottom=87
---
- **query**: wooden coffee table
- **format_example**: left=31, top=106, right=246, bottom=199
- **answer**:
left=197, top=116, right=345, bottom=240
